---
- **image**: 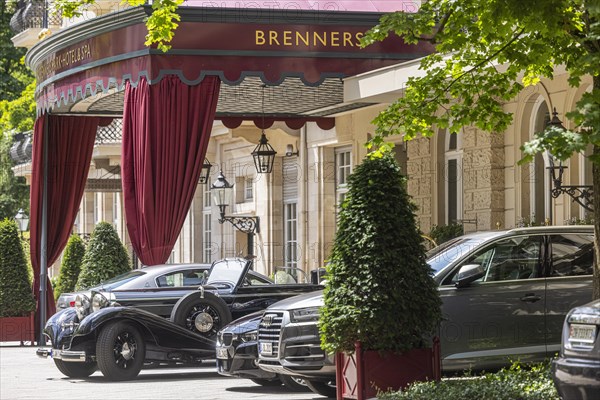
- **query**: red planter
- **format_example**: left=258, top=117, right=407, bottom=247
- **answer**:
left=336, top=339, right=441, bottom=400
left=0, top=313, right=35, bottom=344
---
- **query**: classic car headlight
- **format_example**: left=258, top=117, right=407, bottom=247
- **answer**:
left=91, top=292, right=110, bottom=312
left=74, top=294, right=91, bottom=320
left=290, top=307, right=320, bottom=323
left=240, top=330, right=258, bottom=343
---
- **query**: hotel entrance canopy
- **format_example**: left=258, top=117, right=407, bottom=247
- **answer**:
left=27, top=3, right=431, bottom=127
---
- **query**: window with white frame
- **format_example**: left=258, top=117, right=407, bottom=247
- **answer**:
left=244, top=177, right=253, bottom=201
left=335, top=147, right=352, bottom=211
left=445, top=132, right=463, bottom=224
left=284, top=202, right=298, bottom=270
left=202, top=188, right=212, bottom=264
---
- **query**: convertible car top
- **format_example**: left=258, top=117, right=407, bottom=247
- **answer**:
left=37, top=258, right=322, bottom=381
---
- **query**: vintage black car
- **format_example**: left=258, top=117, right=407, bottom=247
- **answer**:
left=37, top=258, right=322, bottom=381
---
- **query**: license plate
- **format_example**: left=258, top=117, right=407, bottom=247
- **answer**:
left=569, top=324, right=597, bottom=344
left=259, top=342, right=272, bottom=356
left=216, top=347, right=229, bottom=360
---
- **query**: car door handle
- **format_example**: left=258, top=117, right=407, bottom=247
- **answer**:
left=520, top=293, right=542, bottom=303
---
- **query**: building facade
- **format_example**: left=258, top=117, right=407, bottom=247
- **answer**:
left=9, top=1, right=593, bottom=280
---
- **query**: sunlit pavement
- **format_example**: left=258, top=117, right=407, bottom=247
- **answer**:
left=0, top=344, right=324, bottom=400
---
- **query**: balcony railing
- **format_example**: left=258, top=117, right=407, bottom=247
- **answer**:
left=10, top=0, right=62, bottom=34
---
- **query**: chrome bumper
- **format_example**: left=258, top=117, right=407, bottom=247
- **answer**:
left=36, top=348, right=88, bottom=362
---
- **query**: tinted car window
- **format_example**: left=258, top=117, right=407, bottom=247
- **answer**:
left=444, top=235, right=542, bottom=284
left=549, top=234, right=594, bottom=277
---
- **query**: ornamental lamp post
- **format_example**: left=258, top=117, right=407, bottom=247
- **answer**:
left=211, top=171, right=259, bottom=260
left=14, top=208, right=29, bottom=238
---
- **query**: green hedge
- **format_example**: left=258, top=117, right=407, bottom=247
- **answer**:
left=0, top=219, right=35, bottom=317
left=54, top=234, right=86, bottom=300
left=378, top=362, right=558, bottom=400
left=76, top=222, right=131, bottom=290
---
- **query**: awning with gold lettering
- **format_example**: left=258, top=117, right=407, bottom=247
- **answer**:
left=26, top=6, right=432, bottom=127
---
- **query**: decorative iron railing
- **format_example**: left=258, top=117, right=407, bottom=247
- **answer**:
left=10, top=0, right=62, bottom=34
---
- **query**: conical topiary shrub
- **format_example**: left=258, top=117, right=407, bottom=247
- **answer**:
left=0, top=219, right=35, bottom=317
left=54, top=234, right=86, bottom=300
left=320, top=153, right=442, bottom=354
left=75, top=222, right=131, bottom=290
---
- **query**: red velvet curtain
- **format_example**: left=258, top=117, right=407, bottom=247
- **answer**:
left=122, top=76, right=221, bottom=265
left=30, top=115, right=102, bottom=321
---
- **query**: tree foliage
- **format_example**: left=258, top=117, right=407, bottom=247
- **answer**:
left=362, top=0, right=599, bottom=159
left=319, top=154, right=442, bottom=354
left=1, top=1, right=33, bottom=101
left=76, top=222, right=131, bottom=290
left=362, top=0, right=600, bottom=298
left=54, top=234, right=86, bottom=300
left=54, top=0, right=184, bottom=52
left=0, top=1, right=35, bottom=221
left=0, top=219, right=36, bottom=317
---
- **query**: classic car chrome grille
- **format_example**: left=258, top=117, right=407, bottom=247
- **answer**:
left=258, top=312, right=284, bottom=358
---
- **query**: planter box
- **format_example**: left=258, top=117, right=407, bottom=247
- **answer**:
left=336, top=338, right=441, bottom=400
left=0, top=313, right=35, bottom=344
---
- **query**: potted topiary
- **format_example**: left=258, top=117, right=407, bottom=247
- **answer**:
left=76, top=222, right=131, bottom=290
left=319, top=154, right=442, bottom=400
left=54, top=234, right=86, bottom=301
left=0, top=219, right=36, bottom=343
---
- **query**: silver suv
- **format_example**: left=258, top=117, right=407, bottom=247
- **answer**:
left=257, top=290, right=335, bottom=397
left=258, top=226, right=594, bottom=388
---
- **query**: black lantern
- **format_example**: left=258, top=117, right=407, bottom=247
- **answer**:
left=252, top=132, right=277, bottom=173
left=211, top=171, right=259, bottom=259
left=252, top=84, right=277, bottom=174
left=198, top=158, right=213, bottom=185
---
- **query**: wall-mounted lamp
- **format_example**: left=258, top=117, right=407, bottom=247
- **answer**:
left=545, top=108, right=593, bottom=212
left=285, top=144, right=299, bottom=157
left=211, top=171, right=260, bottom=259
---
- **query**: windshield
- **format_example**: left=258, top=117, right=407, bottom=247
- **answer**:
left=206, top=259, right=247, bottom=286
left=93, top=270, right=146, bottom=291
left=426, top=237, right=485, bottom=275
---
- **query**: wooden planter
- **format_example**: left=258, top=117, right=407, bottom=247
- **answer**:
left=0, top=313, right=35, bottom=345
left=336, top=338, right=441, bottom=400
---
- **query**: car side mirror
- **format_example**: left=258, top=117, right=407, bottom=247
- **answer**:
left=455, top=264, right=485, bottom=288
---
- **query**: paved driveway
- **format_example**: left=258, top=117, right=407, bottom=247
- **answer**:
left=0, top=345, right=324, bottom=400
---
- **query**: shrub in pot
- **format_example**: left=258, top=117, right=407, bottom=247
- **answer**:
left=54, top=234, right=86, bottom=300
left=76, top=222, right=131, bottom=290
left=319, top=154, right=442, bottom=399
left=0, top=219, right=36, bottom=342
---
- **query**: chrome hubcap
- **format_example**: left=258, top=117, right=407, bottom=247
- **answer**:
left=194, top=312, right=214, bottom=333
left=121, top=342, right=133, bottom=360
